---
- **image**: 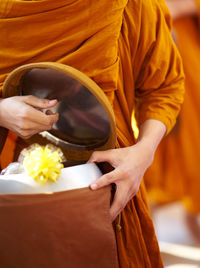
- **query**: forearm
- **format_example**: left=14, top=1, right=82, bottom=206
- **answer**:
left=166, top=0, right=198, bottom=19
left=136, top=119, right=166, bottom=155
left=178, top=0, right=197, bottom=16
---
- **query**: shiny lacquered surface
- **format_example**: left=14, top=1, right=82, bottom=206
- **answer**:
left=19, top=68, right=111, bottom=151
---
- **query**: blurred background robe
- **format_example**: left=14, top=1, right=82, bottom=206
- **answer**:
left=144, top=0, right=200, bottom=214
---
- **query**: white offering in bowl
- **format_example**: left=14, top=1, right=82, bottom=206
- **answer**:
left=0, top=163, right=102, bottom=194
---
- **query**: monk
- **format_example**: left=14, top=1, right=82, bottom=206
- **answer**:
left=144, top=0, right=200, bottom=238
left=0, top=0, right=185, bottom=266
left=145, top=0, right=200, bottom=242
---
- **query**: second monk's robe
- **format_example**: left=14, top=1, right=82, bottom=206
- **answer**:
left=0, top=0, right=184, bottom=266
left=144, top=0, right=200, bottom=214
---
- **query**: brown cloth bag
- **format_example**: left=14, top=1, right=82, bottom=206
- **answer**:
left=0, top=186, right=118, bottom=268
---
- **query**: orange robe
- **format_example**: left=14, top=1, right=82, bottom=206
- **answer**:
left=0, top=131, right=17, bottom=169
left=0, top=0, right=184, bottom=266
left=144, top=0, right=200, bottom=214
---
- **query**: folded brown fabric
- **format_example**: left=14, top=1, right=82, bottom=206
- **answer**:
left=0, top=186, right=118, bottom=268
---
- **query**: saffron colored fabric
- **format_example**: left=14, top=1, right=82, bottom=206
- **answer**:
left=0, top=0, right=184, bottom=266
left=144, top=0, right=200, bottom=214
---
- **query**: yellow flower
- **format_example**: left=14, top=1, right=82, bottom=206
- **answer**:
left=23, top=144, right=64, bottom=183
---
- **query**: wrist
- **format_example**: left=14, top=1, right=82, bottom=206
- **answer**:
left=130, top=138, right=156, bottom=168
left=135, top=137, right=157, bottom=164
left=137, top=119, right=166, bottom=151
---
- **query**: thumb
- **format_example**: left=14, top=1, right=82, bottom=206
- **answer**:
left=23, top=95, right=58, bottom=109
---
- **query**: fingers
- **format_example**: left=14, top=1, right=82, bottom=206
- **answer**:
left=29, top=107, right=59, bottom=126
left=15, top=119, right=54, bottom=137
left=14, top=102, right=59, bottom=138
left=18, top=99, right=59, bottom=126
left=27, top=96, right=59, bottom=126
left=23, top=95, right=58, bottom=109
left=45, top=110, right=54, bottom=115
left=88, top=150, right=113, bottom=164
left=18, top=95, right=59, bottom=126
left=110, top=181, right=134, bottom=222
left=0, top=96, right=59, bottom=139
left=15, top=116, right=58, bottom=139
left=17, top=124, right=54, bottom=139
left=18, top=108, right=58, bottom=130
left=90, top=169, right=119, bottom=190
left=110, top=187, right=127, bottom=222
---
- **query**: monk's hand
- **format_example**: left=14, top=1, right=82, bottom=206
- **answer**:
left=0, top=95, right=59, bottom=139
left=88, top=140, right=154, bottom=222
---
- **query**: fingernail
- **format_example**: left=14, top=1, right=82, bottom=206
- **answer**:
left=90, top=184, right=98, bottom=190
left=48, top=99, right=57, bottom=105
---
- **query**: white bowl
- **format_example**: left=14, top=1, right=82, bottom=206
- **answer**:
left=0, top=163, right=102, bottom=194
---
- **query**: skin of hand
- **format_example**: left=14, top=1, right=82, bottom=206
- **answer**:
left=166, top=0, right=198, bottom=20
left=89, top=119, right=166, bottom=222
left=0, top=95, right=59, bottom=139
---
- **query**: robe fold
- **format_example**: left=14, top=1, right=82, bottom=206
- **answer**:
left=0, top=0, right=184, bottom=266
left=144, top=0, right=200, bottom=214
